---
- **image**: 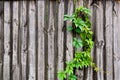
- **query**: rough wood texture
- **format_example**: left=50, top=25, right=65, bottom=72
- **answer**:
left=20, top=1, right=27, bottom=80
left=28, top=1, right=36, bottom=80
left=95, top=2, right=104, bottom=80
left=37, top=1, right=45, bottom=80
left=0, top=1, right=3, bottom=79
left=57, top=0, right=64, bottom=77
left=0, top=1, right=120, bottom=80
left=114, top=1, right=120, bottom=80
left=3, top=2, right=11, bottom=80
left=12, top=2, right=20, bottom=80
left=47, top=1, right=55, bottom=80
left=66, top=0, right=73, bottom=63
left=86, top=1, right=94, bottom=80
left=105, top=1, right=113, bottom=80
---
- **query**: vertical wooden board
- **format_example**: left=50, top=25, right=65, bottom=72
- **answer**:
left=12, top=2, right=20, bottom=80
left=95, top=2, right=104, bottom=80
left=66, top=0, right=74, bottom=63
left=0, top=15, right=3, bottom=80
left=74, top=1, right=84, bottom=80
left=20, top=1, right=27, bottom=80
left=3, top=2, right=11, bottom=80
left=37, top=1, right=45, bottom=80
left=75, top=0, right=83, bottom=8
left=105, top=1, right=113, bottom=80
left=48, top=1, right=55, bottom=80
left=86, top=1, right=94, bottom=80
left=65, top=1, right=74, bottom=78
left=28, top=1, right=36, bottom=80
left=113, top=2, right=120, bottom=80
left=57, top=0, right=64, bottom=76
left=0, top=1, right=3, bottom=79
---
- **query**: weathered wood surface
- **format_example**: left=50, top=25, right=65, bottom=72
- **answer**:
left=0, top=0, right=120, bottom=80
left=95, top=2, right=104, bottom=80
left=20, top=1, right=28, bottom=80
left=0, top=1, right=3, bottom=80
left=28, top=1, right=36, bottom=80
left=37, top=1, right=45, bottom=80
left=12, top=2, right=20, bottom=80
left=48, top=1, right=55, bottom=80
left=3, top=2, right=11, bottom=80
left=114, top=1, right=120, bottom=80
left=66, top=0, right=74, bottom=62
left=105, top=1, right=113, bottom=80
left=57, top=0, right=64, bottom=80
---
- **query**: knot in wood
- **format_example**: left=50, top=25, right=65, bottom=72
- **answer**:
left=96, top=40, right=104, bottom=47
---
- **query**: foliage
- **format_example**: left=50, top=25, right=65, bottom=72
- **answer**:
left=58, top=6, right=95, bottom=80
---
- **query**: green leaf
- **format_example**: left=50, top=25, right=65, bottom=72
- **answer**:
left=58, top=6, right=95, bottom=80
left=73, top=38, right=83, bottom=48
left=67, top=26, right=73, bottom=31
left=75, top=28, right=81, bottom=33
left=64, top=14, right=74, bottom=21
left=68, top=75, right=77, bottom=80
left=58, top=71, right=66, bottom=80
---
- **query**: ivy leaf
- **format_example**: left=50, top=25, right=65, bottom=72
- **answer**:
left=58, top=71, right=66, bottom=80
left=64, top=14, right=74, bottom=21
left=73, top=38, right=83, bottom=48
left=75, top=28, right=81, bottom=33
left=80, top=32, right=86, bottom=40
left=68, top=75, right=77, bottom=80
left=67, top=26, right=73, bottom=31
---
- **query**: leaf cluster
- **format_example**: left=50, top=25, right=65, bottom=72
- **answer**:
left=58, top=6, right=95, bottom=80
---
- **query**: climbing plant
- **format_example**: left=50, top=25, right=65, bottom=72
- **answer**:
left=58, top=6, right=96, bottom=80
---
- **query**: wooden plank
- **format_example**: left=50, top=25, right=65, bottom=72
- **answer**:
left=74, top=0, right=84, bottom=80
left=47, top=1, right=55, bottom=80
left=0, top=16, right=3, bottom=80
left=20, top=1, right=27, bottom=80
left=28, top=1, right=36, bottom=80
left=86, top=1, right=94, bottom=80
left=95, top=2, right=104, bottom=80
left=0, top=1, right=3, bottom=79
left=57, top=0, right=64, bottom=79
left=105, top=1, right=113, bottom=80
left=12, top=2, right=20, bottom=80
left=3, top=2, right=11, bottom=80
left=113, top=2, right=120, bottom=80
left=75, top=0, right=83, bottom=8
left=0, top=1, right=4, bottom=80
left=66, top=0, right=74, bottom=64
left=57, top=0, right=64, bottom=77
left=37, top=1, right=45, bottom=80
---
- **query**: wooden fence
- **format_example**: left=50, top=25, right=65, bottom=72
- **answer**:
left=0, top=0, right=120, bottom=80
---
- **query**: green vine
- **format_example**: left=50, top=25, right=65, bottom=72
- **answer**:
left=58, top=6, right=96, bottom=80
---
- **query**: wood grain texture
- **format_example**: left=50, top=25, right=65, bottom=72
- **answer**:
left=57, top=0, right=64, bottom=78
left=0, top=1, right=3, bottom=79
left=20, top=1, right=27, bottom=80
left=47, top=1, right=55, bottom=80
left=95, top=2, right=104, bottom=80
left=3, top=2, right=11, bottom=80
left=37, top=1, right=45, bottom=80
left=28, top=1, right=36, bottom=80
left=0, top=1, right=120, bottom=80
left=12, top=2, right=20, bottom=80
left=105, top=1, right=113, bottom=80
left=113, top=1, right=120, bottom=80
left=66, top=0, right=73, bottom=63
left=65, top=0, right=74, bottom=78
left=86, top=1, right=94, bottom=80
